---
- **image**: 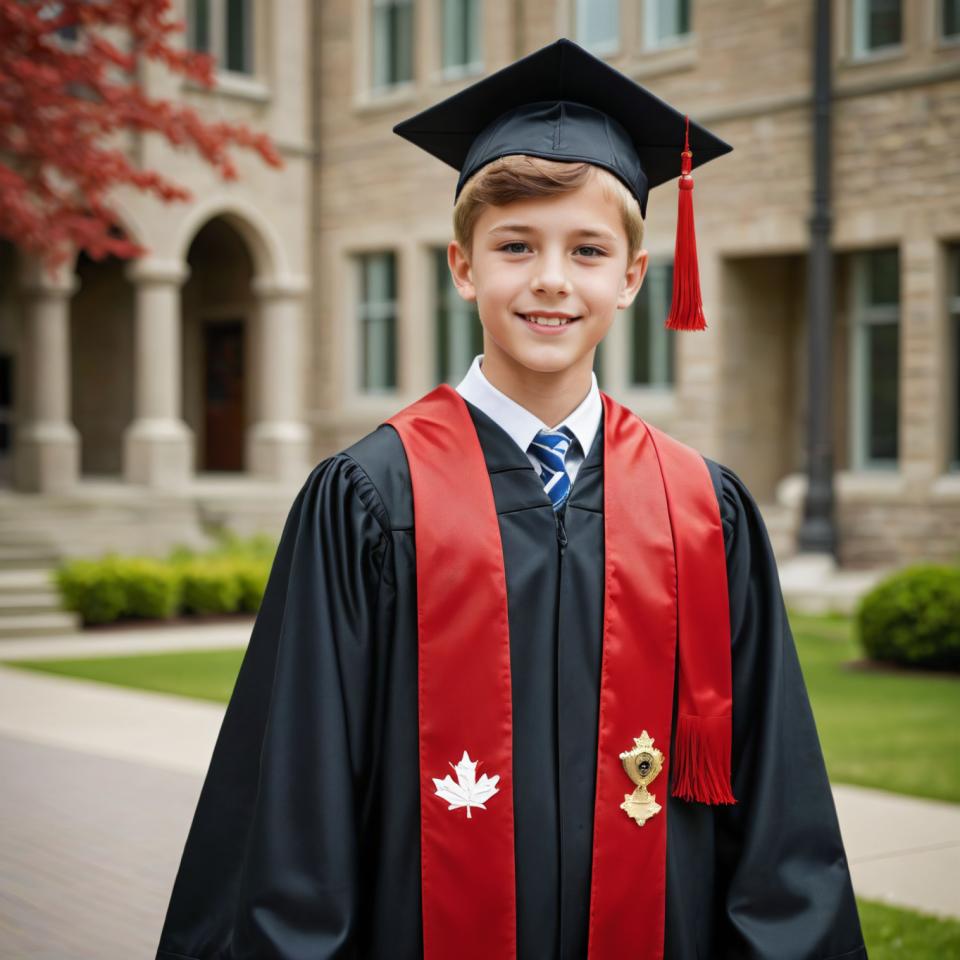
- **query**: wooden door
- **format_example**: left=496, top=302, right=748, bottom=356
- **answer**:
left=204, top=320, right=245, bottom=471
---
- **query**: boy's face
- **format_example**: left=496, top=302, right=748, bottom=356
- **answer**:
left=448, top=173, right=648, bottom=380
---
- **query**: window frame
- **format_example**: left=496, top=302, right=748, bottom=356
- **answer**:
left=574, top=0, right=622, bottom=57
left=356, top=251, right=400, bottom=393
left=939, top=0, right=960, bottom=43
left=371, top=0, right=416, bottom=92
left=187, top=0, right=256, bottom=78
left=642, top=0, right=693, bottom=52
left=848, top=249, right=901, bottom=471
left=627, top=260, right=676, bottom=388
left=433, top=247, right=482, bottom=385
left=949, top=244, right=960, bottom=469
left=439, top=0, right=483, bottom=79
left=850, top=0, right=903, bottom=59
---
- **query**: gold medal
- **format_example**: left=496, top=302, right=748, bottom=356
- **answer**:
left=619, top=731, right=664, bottom=827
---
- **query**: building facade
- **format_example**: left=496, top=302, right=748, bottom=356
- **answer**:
left=1, top=0, right=313, bottom=495
left=2, top=0, right=959, bottom=569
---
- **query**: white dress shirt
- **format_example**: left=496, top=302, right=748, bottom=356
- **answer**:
left=454, top=353, right=602, bottom=486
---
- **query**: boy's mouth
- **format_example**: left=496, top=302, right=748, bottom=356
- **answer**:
left=516, top=312, right=581, bottom=327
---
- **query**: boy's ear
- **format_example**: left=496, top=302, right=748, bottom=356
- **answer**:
left=448, top=240, right=477, bottom=302
left=617, top=249, right=649, bottom=310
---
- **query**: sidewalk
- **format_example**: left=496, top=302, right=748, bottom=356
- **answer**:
left=0, top=617, right=253, bottom=661
left=0, top=632, right=958, bottom=959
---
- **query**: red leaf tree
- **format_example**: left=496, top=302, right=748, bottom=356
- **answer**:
left=0, top=0, right=284, bottom=274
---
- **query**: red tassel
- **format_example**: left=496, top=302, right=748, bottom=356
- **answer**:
left=665, top=116, right=707, bottom=331
left=671, top=714, right=737, bottom=805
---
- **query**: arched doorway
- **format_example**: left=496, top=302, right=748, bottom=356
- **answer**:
left=183, top=218, right=255, bottom=473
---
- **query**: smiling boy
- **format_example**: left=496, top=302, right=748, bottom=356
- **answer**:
left=448, top=159, right=647, bottom=428
left=156, top=39, right=867, bottom=960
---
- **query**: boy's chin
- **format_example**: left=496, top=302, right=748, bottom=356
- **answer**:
left=495, top=339, right=599, bottom=376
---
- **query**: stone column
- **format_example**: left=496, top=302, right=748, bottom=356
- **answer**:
left=14, top=261, right=81, bottom=493
left=899, top=232, right=945, bottom=490
left=123, top=259, right=194, bottom=487
left=247, top=276, right=310, bottom=481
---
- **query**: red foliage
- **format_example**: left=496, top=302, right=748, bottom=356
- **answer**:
left=0, top=0, right=284, bottom=274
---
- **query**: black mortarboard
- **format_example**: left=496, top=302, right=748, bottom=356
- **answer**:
left=393, top=37, right=734, bottom=331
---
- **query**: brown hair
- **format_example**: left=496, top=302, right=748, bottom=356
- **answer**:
left=453, top=154, right=645, bottom=262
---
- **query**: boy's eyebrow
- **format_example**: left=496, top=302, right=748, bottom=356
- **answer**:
left=487, top=223, right=619, bottom=241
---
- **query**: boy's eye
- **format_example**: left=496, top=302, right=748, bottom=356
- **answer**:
left=499, top=240, right=604, bottom=257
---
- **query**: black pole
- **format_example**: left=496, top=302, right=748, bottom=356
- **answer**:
left=798, top=0, right=838, bottom=558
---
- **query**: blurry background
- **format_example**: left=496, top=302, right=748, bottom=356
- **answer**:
left=1, top=0, right=958, bottom=571
left=0, top=2, right=958, bottom=958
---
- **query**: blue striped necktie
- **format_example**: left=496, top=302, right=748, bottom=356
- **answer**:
left=528, top=425, right=577, bottom=511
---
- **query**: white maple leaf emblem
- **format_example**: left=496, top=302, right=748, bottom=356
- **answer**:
left=432, top=750, right=500, bottom=818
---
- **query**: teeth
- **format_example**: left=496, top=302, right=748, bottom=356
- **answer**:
left=525, top=315, right=570, bottom=326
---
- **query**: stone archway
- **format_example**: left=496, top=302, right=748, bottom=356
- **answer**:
left=119, top=198, right=309, bottom=488
left=183, top=217, right=255, bottom=473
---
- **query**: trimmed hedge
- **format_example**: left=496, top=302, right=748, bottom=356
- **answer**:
left=856, top=564, right=960, bottom=671
left=56, top=536, right=276, bottom=626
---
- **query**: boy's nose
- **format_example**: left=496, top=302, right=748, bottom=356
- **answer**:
left=530, top=253, right=572, bottom=297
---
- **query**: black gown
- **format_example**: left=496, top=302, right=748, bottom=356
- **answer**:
left=155, top=399, right=867, bottom=960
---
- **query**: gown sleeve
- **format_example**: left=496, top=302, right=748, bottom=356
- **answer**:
left=155, top=453, right=390, bottom=960
left=711, top=462, right=868, bottom=960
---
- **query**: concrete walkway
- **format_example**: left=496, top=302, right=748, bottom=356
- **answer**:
left=0, top=630, right=958, bottom=958
left=0, top=617, right=253, bottom=661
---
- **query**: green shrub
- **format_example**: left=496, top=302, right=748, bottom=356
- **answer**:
left=209, top=530, right=277, bottom=560
left=233, top=557, right=271, bottom=613
left=55, top=533, right=278, bottom=626
left=56, top=556, right=127, bottom=625
left=179, top=559, right=243, bottom=615
left=117, top=558, right=181, bottom=620
left=167, top=544, right=199, bottom=565
left=857, top=564, right=960, bottom=670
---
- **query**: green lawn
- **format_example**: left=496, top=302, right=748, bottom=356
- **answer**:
left=6, top=611, right=958, bottom=801
left=4, top=647, right=246, bottom=704
left=859, top=898, right=960, bottom=958
left=789, top=611, right=960, bottom=805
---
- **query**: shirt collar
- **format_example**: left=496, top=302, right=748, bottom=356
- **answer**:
left=455, top=353, right=602, bottom=460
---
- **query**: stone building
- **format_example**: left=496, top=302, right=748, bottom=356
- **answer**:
left=2, top=0, right=959, bottom=570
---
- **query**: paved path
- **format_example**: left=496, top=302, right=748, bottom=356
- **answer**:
left=0, top=619, right=253, bottom=661
left=0, top=733, right=202, bottom=960
left=0, top=633, right=958, bottom=958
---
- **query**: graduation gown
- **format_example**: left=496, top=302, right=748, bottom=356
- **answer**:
left=155, top=399, right=867, bottom=960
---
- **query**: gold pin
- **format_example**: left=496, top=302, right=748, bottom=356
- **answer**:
left=619, top=731, right=664, bottom=827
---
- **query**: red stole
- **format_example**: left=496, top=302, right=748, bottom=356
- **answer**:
left=385, top=384, right=734, bottom=960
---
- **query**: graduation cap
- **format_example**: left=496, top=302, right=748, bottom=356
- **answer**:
left=393, top=37, right=733, bottom=331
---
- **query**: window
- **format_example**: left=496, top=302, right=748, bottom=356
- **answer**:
left=357, top=253, right=398, bottom=391
left=442, top=0, right=482, bottom=73
left=372, top=0, right=414, bottom=89
left=187, top=0, right=253, bottom=74
left=575, top=0, right=620, bottom=56
left=942, top=0, right=960, bottom=39
left=644, top=0, right=692, bottom=49
left=850, top=249, right=899, bottom=468
left=851, top=0, right=902, bottom=57
left=593, top=337, right=606, bottom=388
left=434, top=249, right=482, bottom=384
left=950, top=245, right=960, bottom=468
left=0, top=354, right=13, bottom=456
left=629, top=263, right=676, bottom=386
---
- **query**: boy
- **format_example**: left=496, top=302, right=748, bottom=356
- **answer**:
left=156, top=39, right=866, bottom=960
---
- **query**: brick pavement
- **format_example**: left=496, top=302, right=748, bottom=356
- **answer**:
left=0, top=734, right=201, bottom=960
